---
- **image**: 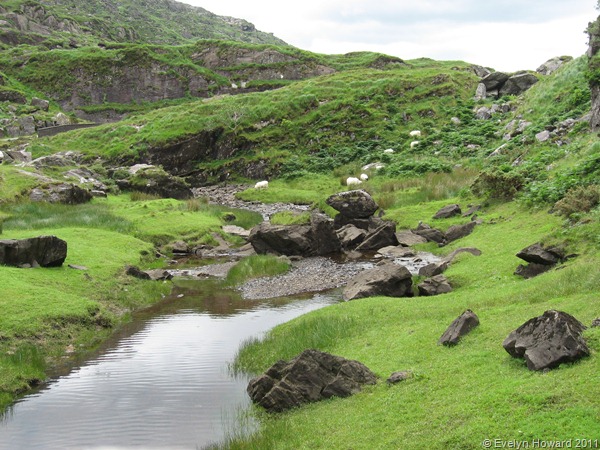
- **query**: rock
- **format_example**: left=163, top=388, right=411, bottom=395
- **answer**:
left=144, top=269, right=173, bottom=281
left=475, top=106, right=492, bottom=120
left=395, top=230, right=428, bottom=246
left=310, top=212, right=342, bottom=255
left=68, top=264, right=88, bottom=270
left=591, top=318, right=600, bottom=328
left=247, top=349, right=377, bottom=413
left=249, top=222, right=313, bottom=256
left=481, top=72, right=510, bottom=91
left=462, top=205, right=480, bottom=217
left=387, top=371, right=413, bottom=384
left=29, top=152, right=78, bottom=169
left=91, top=190, right=107, bottom=198
left=433, top=204, right=461, bottom=219
left=535, top=130, right=551, bottom=142
left=417, top=274, right=452, bottom=296
left=0, top=236, right=67, bottom=267
left=502, top=310, right=589, bottom=371
left=438, top=309, right=480, bottom=346
left=3, top=149, right=32, bottom=164
left=444, top=221, right=477, bottom=244
left=29, top=183, right=93, bottom=205
left=30, top=97, right=50, bottom=111
left=418, top=261, right=449, bottom=277
left=474, top=83, right=487, bottom=100
left=412, top=223, right=446, bottom=244
left=355, top=221, right=398, bottom=252
left=222, top=225, right=250, bottom=238
left=333, top=214, right=371, bottom=231
left=536, top=56, right=572, bottom=76
left=326, top=190, right=379, bottom=219
left=336, top=224, right=367, bottom=249
left=53, top=112, right=71, bottom=126
left=343, top=260, right=412, bottom=301
left=516, top=243, right=564, bottom=265
left=170, top=240, right=191, bottom=254
left=514, top=263, right=553, bottom=279
left=125, top=265, right=151, bottom=280
left=377, top=246, right=416, bottom=258
left=499, top=72, right=539, bottom=96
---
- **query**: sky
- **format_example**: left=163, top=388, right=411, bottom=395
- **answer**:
left=182, top=0, right=599, bottom=72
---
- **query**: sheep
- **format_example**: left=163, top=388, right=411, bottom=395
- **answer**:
left=346, top=177, right=362, bottom=186
left=360, top=173, right=369, bottom=181
left=383, top=148, right=395, bottom=154
left=409, top=130, right=422, bottom=137
left=410, top=140, right=420, bottom=149
left=254, top=180, right=269, bottom=189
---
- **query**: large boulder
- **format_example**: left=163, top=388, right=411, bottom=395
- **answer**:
left=502, top=310, right=589, bottom=371
left=433, top=204, right=461, bottom=219
left=336, top=224, right=367, bottom=249
left=355, top=221, right=398, bottom=252
left=247, top=349, right=377, bottom=413
left=536, top=56, right=572, bottom=75
left=444, top=221, right=477, bottom=244
left=395, top=230, right=427, bottom=246
left=438, top=310, right=480, bottom=346
left=0, top=236, right=67, bottom=267
left=310, top=212, right=342, bottom=255
left=516, top=243, right=564, bottom=265
left=499, top=72, right=539, bottom=96
left=417, top=274, right=452, bottom=296
left=343, top=260, right=412, bottom=301
left=412, top=223, right=446, bottom=244
left=29, top=183, right=93, bottom=205
left=326, top=190, right=379, bottom=219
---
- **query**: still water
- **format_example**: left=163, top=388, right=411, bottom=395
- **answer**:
left=1, top=279, right=340, bottom=449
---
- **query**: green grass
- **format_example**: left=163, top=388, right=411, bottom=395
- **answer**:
left=225, top=255, right=290, bottom=286
left=228, top=202, right=600, bottom=449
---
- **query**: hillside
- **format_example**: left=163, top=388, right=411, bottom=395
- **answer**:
left=0, top=0, right=286, bottom=49
left=0, top=3, right=600, bottom=449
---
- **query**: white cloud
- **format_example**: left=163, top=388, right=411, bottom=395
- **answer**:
left=182, top=0, right=598, bottom=71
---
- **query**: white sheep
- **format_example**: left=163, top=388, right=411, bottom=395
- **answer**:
left=360, top=173, right=369, bottom=181
left=409, top=130, right=422, bottom=137
left=346, top=177, right=362, bottom=186
left=383, top=148, right=395, bottom=154
left=410, top=140, right=420, bottom=149
left=254, top=180, right=269, bottom=189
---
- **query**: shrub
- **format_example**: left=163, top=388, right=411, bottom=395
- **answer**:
left=471, top=168, right=524, bottom=199
left=553, top=185, right=600, bottom=219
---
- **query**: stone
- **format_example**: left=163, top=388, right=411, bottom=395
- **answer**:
left=412, top=223, right=446, bottom=244
left=91, top=190, right=107, bottom=198
left=387, top=371, right=413, bottom=384
left=535, top=130, right=551, bottom=142
left=325, top=190, right=379, bottom=219
left=377, top=246, right=416, bottom=258
left=438, top=309, right=480, bottom=346
left=249, top=222, right=313, bottom=256
left=170, top=241, right=191, bottom=254
left=474, top=83, right=487, bottom=100
left=417, top=274, right=452, bottom=296
left=481, top=72, right=510, bottom=91
left=222, top=225, right=250, bottom=238
left=247, top=349, right=377, bottom=413
left=536, top=56, right=572, bottom=75
left=0, top=236, right=67, bottom=267
left=591, top=318, right=600, bottom=328
left=444, top=221, right=477, bottom=244
left=4, top=149, right=32, bottom=164
left=475, top=106, right=492, bottom=120
left=433, top=204, right=461, bottom=219
left=499, top=72, right=539, bottom=96
left=516, top=243, right=564, bottom=265
left=125, top=265, right=151, bottom=280
left=144, top=269, right=173, bottom=281
left=462, top=205, right=481, bottom=217
left=514, top=263, right=553, bottom=279
left=30, top=183, right=93, bottom=205
left=343, top=260, right=412, bottom=301
left=309, top=212, right=342, bottom=255
left=355, top=221, right=398, bottom=252
left=503, top=310, right=589, bottom=371
left=418, top=261, right=449, bottom=277
left=395, top=230, right=428, bottom=246
left=68, top=264, right=88, bottom=270
left=336, top=224, right=367, bottom=249
left=30, top=97, right=50, bottom=111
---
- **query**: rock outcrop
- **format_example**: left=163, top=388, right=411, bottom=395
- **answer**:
left=503, top=310, right=589, bottom=371
left=0, top=236, right=67, bottom=267
left=29, top=183, right=93, bottom=205
left=514, top=243, right=565, bottom=279
left=476, top=71, right=538, bottom=99
left=247, top=349, right=377, bottom=413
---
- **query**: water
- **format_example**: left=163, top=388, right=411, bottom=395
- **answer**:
left=0, top=279, right=340, bottom=450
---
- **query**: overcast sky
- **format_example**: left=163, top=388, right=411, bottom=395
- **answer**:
left=182, top=0, right=598, bottom=72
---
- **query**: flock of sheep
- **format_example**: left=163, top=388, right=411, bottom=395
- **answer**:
left=254, top=130, right=422, bottom=189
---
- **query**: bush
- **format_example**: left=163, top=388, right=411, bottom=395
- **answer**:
left=471, top=168, right=524, bottom=199
left=553, top=185, right=600, bottom=219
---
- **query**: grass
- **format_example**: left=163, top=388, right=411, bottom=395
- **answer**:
left=227, top=201, right=600, bottom=449
left=225, top=255, right=290, bottom=286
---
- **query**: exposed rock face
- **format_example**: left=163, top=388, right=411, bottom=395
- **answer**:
left=503, top=310, right=589, bottom=371
left=326, top=190, right=379, bottom=219
left=499, top=72, right=539, bottom=96
left=247, top=349, right=377, bottom=413
left=417, top=274, right=452, bottom=296
left=343, top=260, right=412, bottom=301
left=478, top=71, right=538, bottom=99
left=29, top=183, right=93, bottom=204
left=0, top=236, right=67, bottom=267
left=438, top=310, right=480, bottom=346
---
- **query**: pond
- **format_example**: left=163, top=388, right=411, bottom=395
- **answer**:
left=0, top=279, right=341, bottom=449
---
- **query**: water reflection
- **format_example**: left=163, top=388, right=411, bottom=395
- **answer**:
left=1, top=279, right=340, bottom=449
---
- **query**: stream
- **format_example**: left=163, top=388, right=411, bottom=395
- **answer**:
left=0, top=279, right=341, bottom=449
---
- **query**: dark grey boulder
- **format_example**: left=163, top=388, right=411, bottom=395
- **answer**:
left=514, top=263, right=553, bottom=279
left=326, top=190, right=379, bottom=219
left=412, top=223, right=446, bottom=244
left=444, top=221, right=477, bottom=244
left=433, top=204, right=461, bottom=219
left=499, top=72, right=539, bottom=96
left=144, top=269, right=173, bottom=281
left=30, top=183, right=93, bottom=205
left=125, top=265, right=151, bottom=280
left=516, top=243, right=564, bottom=265
left=355, top=221, right=398, bottom=252
left=536, top=56, right=572, bottom=75
left=396, top=230, right=427, bottom=246
left=0, top=236, right=67, bottom=267
left=417, top=274, right=452, bottom=296
left=418, top=261, right=449, bottom=277
left=343, top=260, right=412, bottom=301
left=481, top=72, right=510, bottom=91
left=336, top=224, right=367, bottom=249
left=333, top=214, right=371, bottom=230
left=247, top=349, right=377, bottom=413
left=438, top=310, right=480, bottom=346
left=502, top=310, right=589, bottom=371
left=310, top=212, right=342, bottom=255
